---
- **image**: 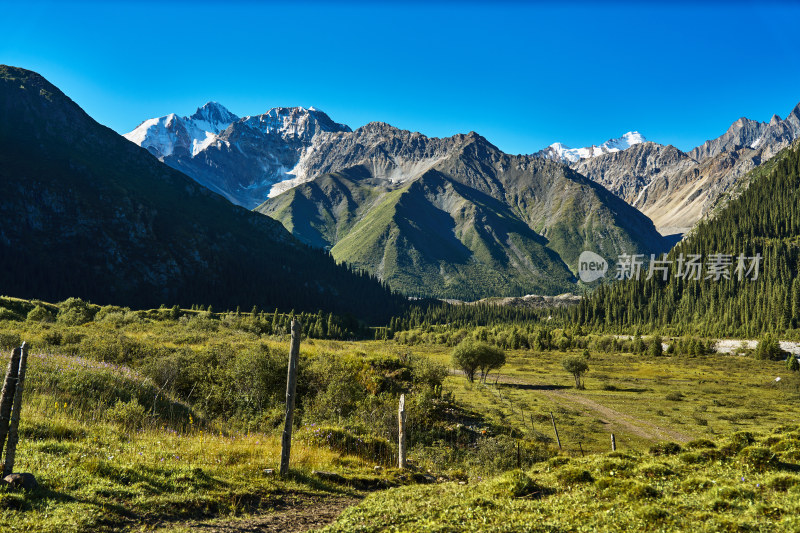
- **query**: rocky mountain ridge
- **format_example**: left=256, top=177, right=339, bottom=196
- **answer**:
left=572, top=102, right=800, bottom=235
left=258, top=125, right=666, bottom=300
left=125, top=105, right=351, bottom=208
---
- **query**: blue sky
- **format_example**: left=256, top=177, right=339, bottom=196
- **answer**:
left=2, top=1, right=799, bottom=155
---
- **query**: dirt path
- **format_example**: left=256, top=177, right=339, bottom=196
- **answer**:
left=472, top=371, right=691, bottom=443
left=153, top=495, right=360, bottom=533
left=544, top=389, right=690, bottom=442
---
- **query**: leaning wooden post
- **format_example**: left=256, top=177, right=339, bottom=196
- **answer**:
left=279, top=320, right=301, bottom=477
left=611, top=433, right=617, bottom=452
left=0, top=345, right=21, bottom=464
left=550, top=411, right=562, bottom=451
left=398, top=394, right=407, bottom=469
left=4, top=343, right=29, bottom=477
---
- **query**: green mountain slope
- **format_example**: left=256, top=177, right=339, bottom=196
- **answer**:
left=259, top=130, right=665, bottom=300
left=0, top=65, right=403, bottom=321
left=575, top=139, right=800, bottom=336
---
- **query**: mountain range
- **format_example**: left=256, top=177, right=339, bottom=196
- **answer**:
left=0, top=65, right=402, bottom=320
left=570, top=104, right=800, bottom=235
left=7, top=63, right=797, bottom=307
left=254, top=123, right=665, bottom=299
left=125, top=98, right=800, bottom=300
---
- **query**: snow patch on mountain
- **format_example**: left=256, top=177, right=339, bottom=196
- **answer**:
left=537, top=131, right=646, bottom=163
left=124, top=102, right=239, bottom=158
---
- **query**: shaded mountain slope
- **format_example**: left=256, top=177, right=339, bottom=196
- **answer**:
left=0, top=65, right=402, bottom=321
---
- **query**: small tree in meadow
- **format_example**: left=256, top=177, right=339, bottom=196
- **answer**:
left=452, top=338, right=506, bottom=383
left=563, top=355, right=589, bottom=389
left=787, top=354, right=799, bottom=372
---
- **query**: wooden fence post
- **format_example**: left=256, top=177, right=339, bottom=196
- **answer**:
left=398, top=394, right=407, bottom=469
left=4, top=343, right=28, bottom=477
left=550, top=411, right=562, bottom=451
left=611, top=433, right=617, bottom=451
left=279, top=320, right=301, bottom=477
left=0, top=345, right=21, bottom=465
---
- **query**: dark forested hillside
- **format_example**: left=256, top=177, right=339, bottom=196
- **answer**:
left=0, top=65, right=404, bottom=322
left=574, top=140, right=800, bottom=337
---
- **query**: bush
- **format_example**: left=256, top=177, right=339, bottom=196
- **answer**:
left=0, top=331, right=22, bottom=351
left=56, top=298, right=96, bottom=326
left=0, top=308, right=21, bottom=321
left=106, top=398, right=148, bottom=430
left=766, top=474, right=800, bottom=491
left=488, top=470, right=545, bottom=498
left=649, top=442, right=682, bottom=456
left=685, top=438, right=717, bottom=450
left=740, top=446, right=778, bottom=472
left=305, top=426, right=393, bottom=465
left=555, top=467, right=593, bottom=485
left=27, top=305, right=55, bottom=323
left=410, top=356, right=448, bottom=394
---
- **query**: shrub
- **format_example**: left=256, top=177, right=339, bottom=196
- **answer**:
left=555, top=467, right=593, bottom=484
left=0, top=308, right=21, bottom=321
left=665, top=391, right=683, bottom=401
left=56, top=297, right=96, bottom=325
left=487, top=470, right=546, bottom=498
left=0, top=331, right=22, bottom=350
left=410, top=356, right=448, bottom=394
left=27, top=305, right=55, bottom=323
left=766, top=474, right=800, bottom=491
left=106, top=398, right=148, bottom=430
left=627, top=482, right=661, bottom=499
left=685, top=439, right=717, bottom=450
left=649, top=442, right=682, bottom=456
left=682, top=476, right=715, bottom=493
left=679, top=449, right=724, bottom=464
left=305, top=426, right=393, bottom=466
left=740, top=446, right=778, bottom=472
left=638, top=462, right=674, bottom=479
left=721, top=432, right=756, bottom=456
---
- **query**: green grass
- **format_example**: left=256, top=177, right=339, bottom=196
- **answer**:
left=0, top=349, right=421, bottom=532
left=3, top=303, right=800, bottom=530
left=323, top=427, right=800, bottom=532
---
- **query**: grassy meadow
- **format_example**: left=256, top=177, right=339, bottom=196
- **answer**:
left=1, top=296, right=799, bottom=531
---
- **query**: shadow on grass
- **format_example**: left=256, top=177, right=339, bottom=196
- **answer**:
left=601, top=385, right=650, bottom=393
left=499, top=383, right=571, bottom=392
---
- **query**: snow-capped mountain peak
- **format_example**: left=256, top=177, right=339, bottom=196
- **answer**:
left=188, top=102, right=238, bottom=132
left=536, top=131, right=646, bottom=163
left=124, top=103, right=240, bottom=158
left=124, top=104, right=351, bottom=208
